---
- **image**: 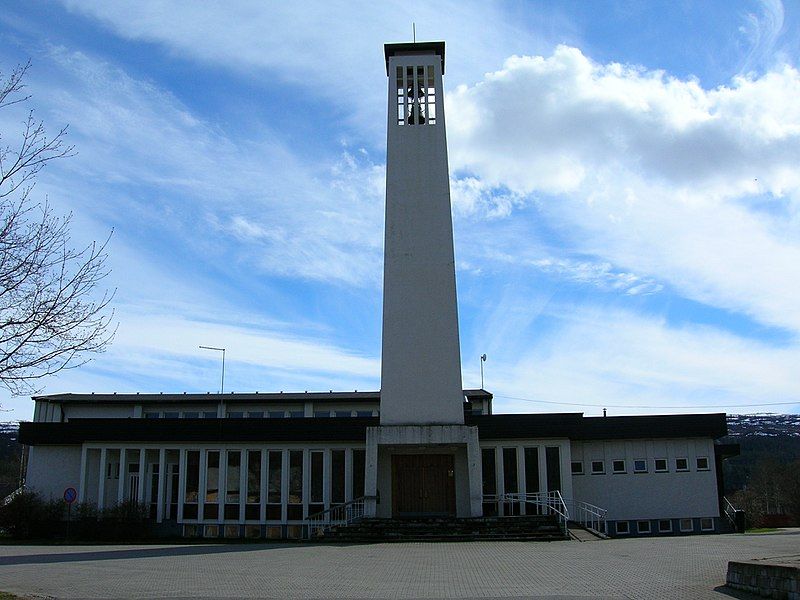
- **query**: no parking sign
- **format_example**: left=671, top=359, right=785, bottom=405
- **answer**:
left=63, top=487, right=77, bottom=504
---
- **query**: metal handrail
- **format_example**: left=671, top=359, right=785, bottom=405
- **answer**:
left=563, top=498, right=608, bottom=535
left=723, top=496, right=740, bottom=530
left=501, top=490, right=570, bottom=536
left=1, top=486, right=24, bottom=507
left=306, top=496, right=368, bottom=539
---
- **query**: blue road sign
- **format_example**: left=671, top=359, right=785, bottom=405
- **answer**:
left=63, top=487, right=77, bottom=504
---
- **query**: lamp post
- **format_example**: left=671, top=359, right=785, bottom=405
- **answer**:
left=480, top=354, right=487, bottom=389
left=199, top=345, right=226, bottom=394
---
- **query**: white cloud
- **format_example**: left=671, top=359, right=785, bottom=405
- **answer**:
left=482, top=306, right=800, bottom=415
left=447, top=46, right=800, bottom=332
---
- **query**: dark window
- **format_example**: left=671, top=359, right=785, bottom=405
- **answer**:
left=334, top=411, right=351, bottom=418
left=163, top=412, right=178, bottom=418
left=481, top=448, right=496, bottom=496
left=352, top=449, right=366, bottom=498
left=289, top=411, right=305, bottom=418
left=696, top=457, right=710, bottom=471
left=144, top=412, right=159, bottom=419
left=658, top=519, right=672, bottom=533
left=356, top=411, right=373, bottom=417
left=202, top=411, right=217, bottom=419
left=185, top=451, right=200, bottom=503
left=310, top=451, right=324, bottom=505
left=591, top=460, right=605, bottom=474
left=612, top=460, right=626, bottom=474
left=675, top=458, right=689, bottom=471
left=226, top=412, right=244, bottom=419
left=654, top=458, right=668, bottom=472
left=288, top=450, right=303, bottom=506
left=182, top=412, right=199, bottom=418
left=246, top=451, right=261, bottom=504
left=634, top=459, right=647, bottom=473
left=616, top=521, right=629, bottom=534
left=267, top=451, right=282, bottom=504
left=571, top=461, right=584, bottom=475
left=637, top=521, right=651, bottom=534
left=314, top=411, right=330, bottom=418
left=525, top=447, right=540, bottom=493
left=502, top=448, right=518, bottom=494
left=331, top=450, right=345, bottom=505
left=268, top=411, right=285, bottom=418
left=248, top=411, right=264, bottom=418
left=545, top=447, right=561, bottom=492
left=205, top=451, right=220, bottom=504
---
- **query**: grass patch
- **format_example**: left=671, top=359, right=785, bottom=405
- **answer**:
left=745, top=527, right=781, bottom=533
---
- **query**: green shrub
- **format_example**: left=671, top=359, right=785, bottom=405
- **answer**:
left=0, top=490, right=63, bottom=539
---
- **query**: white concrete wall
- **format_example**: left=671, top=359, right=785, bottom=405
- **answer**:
left=380, top=50, right=464, bottom=426
left=570, top=438, right=720, bottom=520
left=25, top=445, right=82, bottom=500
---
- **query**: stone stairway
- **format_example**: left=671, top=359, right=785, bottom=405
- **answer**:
left=319, top=515, right=568, bottom=542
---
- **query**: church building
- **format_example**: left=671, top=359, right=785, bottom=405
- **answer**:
left=18, top=41, right=733, bottom=540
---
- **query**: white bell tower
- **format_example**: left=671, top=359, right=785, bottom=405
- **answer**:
left=380, top=42, right=464, bottom=426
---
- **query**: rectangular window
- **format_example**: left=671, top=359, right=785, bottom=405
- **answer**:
left=225, top=451, right=241, bottom=520
left=396, top=64, right=437, bottom=126
left=634, top=459, right=647, bottom=473
left=356, top=411, right=373, bottom=417
left=202, top=411, right=217, bottom=419
left=268, top=411, right=285, bottom=418
left=314, top=411, right=330, bottom=418
left=289, top=411, right=305, bottom=418
left=525, top=447, right=541, bottom=493
left=163, top=411, right=179, bottom=418
left=615, top=521, right=629, bottom=534
left=267, top=450, right=282, bottom=520
left=612, top=459, right=626, bottom=474
left=654, top=458, right=668, bottom=472
left=246, top=450, right=260, bottom=520
left=545, top=447, right=560, bottom=492
left=288, top=450, right=303, bottom=520
left=675, top=458, right=689, bottom=472
left=482, top=448, right=497, bottom=496
left=184, top=451, right=200, bottom=519
left=144, top=412, right=159, bottom=419
left=591, top=460, right=605, bottom=474
left=334, top=411, right=352, bottom=418
left=696, top=457, right=710, bottom=471
left=331, top=450, right=345, bottom=505
left=248, top=411, right=264, bottom=418
left=352, top=449, right=366, bottom=498
left=679, top=518, right=694, bottom=532
left=205, top=451, right=220, bottom=520
left=502, top=448, right=518, bottom=494
left=182, top=412, right=199, bottom=418
left=310, top=450, right=324, bottom=505
left=571, top=461, right=584, bottom=475
left=658, top=519, right=672, bottom=533
left=700, top=518, right=714, bottom=531
left=226, top=411, right=244, bottom=419
left=637, top=521, right=651, bottom=534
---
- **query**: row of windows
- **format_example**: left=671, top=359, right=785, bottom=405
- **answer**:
left=571, top=456, right=710, bottom=475
left=143, top=410, right=377, bottom=419
left=615, top=517, right=714, bottom=535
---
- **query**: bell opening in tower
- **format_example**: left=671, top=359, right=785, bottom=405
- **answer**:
left=396, top=65, right=437, bottom=126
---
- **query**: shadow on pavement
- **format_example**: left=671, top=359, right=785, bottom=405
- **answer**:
left=0, top=542, right=331, bottom=566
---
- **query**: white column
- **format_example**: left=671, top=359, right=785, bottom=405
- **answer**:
left=117, top=448, right=127, bottom=505
left=302, top=449, right=310, bottom=520
left=218, top=449, right=227, bottom=525
left=538, top=445, right=548, bottom=493
left=137, top=448, right=146, bottom=504
left=78, top=445, right=88, bottom=504
left=156, top=448, right=166, bottom=523
left=198, top=450, right=207, bottom=522
left=364, top=428, right=378, bottom=517
left=281, top=449, right=289, bottom=522
left=516, top=445, right=526, bottom=516
left=323, top=449, right=331, bottom=509
left=98, top=447, right=107, bottom=511
left=344, top=448, right=353, bottom=503
left=466, top=428, right=483, bottom=517
left=177, top=449, right=186, bottom=522
left=495, top=445, right=504, bottom=516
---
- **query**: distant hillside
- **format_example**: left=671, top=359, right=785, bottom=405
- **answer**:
left=722, top=414, right=800, bottom=492
left=0, top=422, right=21, bottom=498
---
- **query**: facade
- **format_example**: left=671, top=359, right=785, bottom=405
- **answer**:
left=18, top=41, right=733, bottom=539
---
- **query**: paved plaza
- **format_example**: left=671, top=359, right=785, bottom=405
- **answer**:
left=0, top=530, right=798, bottom=599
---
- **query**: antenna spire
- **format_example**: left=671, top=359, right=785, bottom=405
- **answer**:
left=413, top=22, right=416, bottom=43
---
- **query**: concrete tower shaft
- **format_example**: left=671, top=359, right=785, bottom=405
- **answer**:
left=380, top=42, right=464, bottom=425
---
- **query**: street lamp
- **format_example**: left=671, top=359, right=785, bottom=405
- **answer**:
left=199, top=345, right=226, bottom=394
left=480, top=354, right=487, bottom=389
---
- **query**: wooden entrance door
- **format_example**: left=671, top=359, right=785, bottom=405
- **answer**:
left=392, top=454, right=456, bottom=517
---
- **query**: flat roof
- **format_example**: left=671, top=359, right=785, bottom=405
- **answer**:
left=384, top=41, right=445, bottom=75
left=32, top=389, right=493, bottom=405
left=18, top=412, right=728, bottom=445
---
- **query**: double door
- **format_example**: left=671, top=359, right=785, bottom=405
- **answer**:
left=392, top=454, right=456, bottom=517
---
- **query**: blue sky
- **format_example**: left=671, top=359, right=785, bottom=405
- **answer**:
left=1, top=0, right=799, bottom=421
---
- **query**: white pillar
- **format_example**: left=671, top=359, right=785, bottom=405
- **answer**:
left=198, top=450, right=207, bottom=522
left=466, top=428, right=483, bottom=517
left=156, top=448, right=166, bottom=523
left=239, top=450, right=247, bottom=525
left=218, top=449, right=227, bottom=525
left=137, top=448, right=146, bottom=504
left=78, top=445, right=88, bottom=504
left=177, top=449, right=186, bottom=522
left=98, top=447, right=107, bottom=511
left=344, top=448, right=353, bottom=503
left=117, top=448, right=127, bottom=505
left=259, top=449, right=267, bottom=522
left=364, top=428, right=378, bottom=517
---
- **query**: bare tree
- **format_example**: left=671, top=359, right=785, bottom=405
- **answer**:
left=0, top=62, right=115, bottom=395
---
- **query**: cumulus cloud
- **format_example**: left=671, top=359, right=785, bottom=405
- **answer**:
left=447, top=46, right=800, bottom=332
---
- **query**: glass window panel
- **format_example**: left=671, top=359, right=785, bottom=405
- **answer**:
left=546, top=447, right=561, bottom=492
left=268, top=411, right=285, bottom=418
left=288, top=450, right=303, bottom=504
left=247, top=451, right=261, bottom=504
left=310, top=451, right=324, bottom=503
left=525, top=447, right=540, bottom=493
left=314, top=411, right=330, bottom=418
left=144, top=412, right=159, bottom=419
left=205, top=451, right=220, bottom=503
left=185, top=451, right=200, bottom=503
left=226, top=451, right=240, bottom=503
left=163, top=412, right=178, bottom=418
left=352, top=449, right=366, bottom=498
left=331, top=450, right=345, bottom=505
left=202, top=411, right=217, bottom=419
left=502, top=448, right=518, bottom=493
left=182, top=412, right=199, bottom=418
left=268, top=451, right=282, bottom=504
left=248, top=411, right=264, bottom=418
left=481, top=448, right=496, bottom=495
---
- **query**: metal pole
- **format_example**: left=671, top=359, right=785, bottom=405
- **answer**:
left=199, top=346, right=226, bottom=394
left=480, top=354, right=487, bottom=389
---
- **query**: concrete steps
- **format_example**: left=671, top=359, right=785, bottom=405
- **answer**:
left=320, top=515, right=568, bottom=542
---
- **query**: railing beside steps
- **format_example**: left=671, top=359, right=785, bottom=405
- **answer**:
left=2, top=486, right=24, bottom=507
left=563, top=498, right=608, bottom=535
left=723, top=496, right=746, bottom=533
left=307, top=496, right=368, bottom=539
left=501, top=491, right=570, bottom=536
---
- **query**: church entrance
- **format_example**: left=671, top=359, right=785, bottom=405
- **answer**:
left=391, top=454, right=456, bottom=517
